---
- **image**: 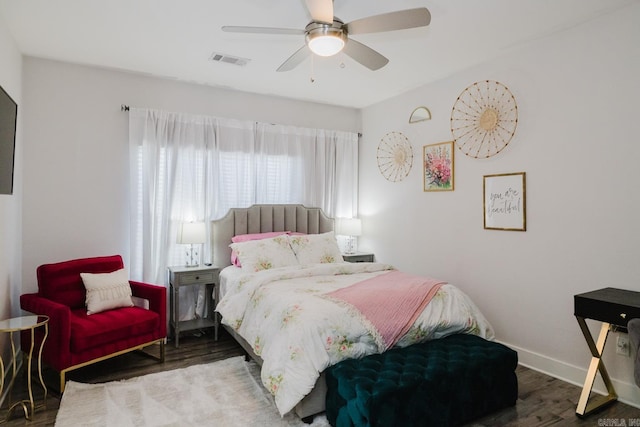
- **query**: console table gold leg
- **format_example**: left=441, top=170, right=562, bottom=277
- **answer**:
left=36, top=323, right=48, bottom=410
left=576, top=317, right=617, bottom=417
left=0, top=316, right=49, bottom=423
left=24, top=328, right=36, bottom=419
left=1, top=332, right=27, bottom=423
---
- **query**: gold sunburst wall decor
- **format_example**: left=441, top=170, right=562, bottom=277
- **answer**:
left=450, top=80, right=518, bottom=159
left=376, top=131, right=413, bottom=182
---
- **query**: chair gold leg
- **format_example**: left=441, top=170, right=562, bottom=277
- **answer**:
left=575, top=317, right=617, bottom=417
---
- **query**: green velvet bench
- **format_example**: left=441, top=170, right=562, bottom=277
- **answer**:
left=325, top=334, right=518, bottom=427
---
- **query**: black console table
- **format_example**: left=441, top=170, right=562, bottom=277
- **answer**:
left=574, top=287, right=640, bottom=417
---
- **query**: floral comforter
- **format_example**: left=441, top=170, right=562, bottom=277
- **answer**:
left=216, top=262, right=494, bottom=416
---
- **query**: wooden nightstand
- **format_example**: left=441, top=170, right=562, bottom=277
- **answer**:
left=168, top=265, right=219, bottom=347
left=342, top=252, right=374, bottom=263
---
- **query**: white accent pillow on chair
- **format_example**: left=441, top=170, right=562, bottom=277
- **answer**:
left=80, top=268, right=134, bottom=315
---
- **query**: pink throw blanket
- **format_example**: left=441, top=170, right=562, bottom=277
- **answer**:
left=324, top=271, right=445, bottom=350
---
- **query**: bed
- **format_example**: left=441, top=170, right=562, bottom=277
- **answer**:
left=212, top=204, right=495, bottom=420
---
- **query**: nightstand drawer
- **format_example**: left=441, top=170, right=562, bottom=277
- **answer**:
left=343, top=253, right=374, bottom=263
left=175, top=271, right=215, bottom=285
left=574, top=287, right=640, bottom=328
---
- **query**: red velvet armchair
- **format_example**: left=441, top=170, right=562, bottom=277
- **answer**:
left=20, top=255, right=166, bottom=392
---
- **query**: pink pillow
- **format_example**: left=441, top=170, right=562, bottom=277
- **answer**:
left=230, top=231, right=290, bottom=266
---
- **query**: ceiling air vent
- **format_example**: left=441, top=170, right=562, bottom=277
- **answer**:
left=209, top=52, right=250, bottom=67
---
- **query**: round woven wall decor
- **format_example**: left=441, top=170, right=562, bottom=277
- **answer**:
left=376, top=131, right=413, bottom=182
left=450, top=80, right=518, bottom=158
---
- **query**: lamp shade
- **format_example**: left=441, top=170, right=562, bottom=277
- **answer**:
left=177, top=222, right=206, bottom=244
left=335, top=218, right=362, bottom=237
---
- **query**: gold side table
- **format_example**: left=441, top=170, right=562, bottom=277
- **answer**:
left=0, top=315, right=49, bottom=422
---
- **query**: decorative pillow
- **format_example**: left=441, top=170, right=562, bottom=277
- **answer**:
left=229, top=235, right=298, bottom=272
left=80, top=268, right=134, bottom=315
left=230, top=231, right=290, bottom=267
left=288, top=231, right=344, bottom=264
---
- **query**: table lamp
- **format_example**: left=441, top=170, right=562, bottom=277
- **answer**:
left=335, top=217, right=362, bottom=254
left=177, top=222, right=206, bottom=267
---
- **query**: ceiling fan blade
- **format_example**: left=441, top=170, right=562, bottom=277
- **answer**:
left=346, top=8, right=431, bottom=35
left=277, top=45, right=311, bottom=72
left=304, top=0, right=334, bottom=24
left=222, top=26, right=304, bottom=36
left=343, top=39, right=389, bottom=71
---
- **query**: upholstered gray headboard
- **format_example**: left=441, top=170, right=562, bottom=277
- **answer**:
left=211, top=204, right=334, bottom=268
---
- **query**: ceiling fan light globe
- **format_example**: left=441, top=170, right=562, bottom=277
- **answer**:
left=308, top=35, right=345, bottom=56
left=305, top=23, right=347, bottom=57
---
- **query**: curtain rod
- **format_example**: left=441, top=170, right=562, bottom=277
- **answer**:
left=121, top=104, right=362, bottom=137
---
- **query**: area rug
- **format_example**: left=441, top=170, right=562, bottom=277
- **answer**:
left=55, top=356, right=329, bottom=426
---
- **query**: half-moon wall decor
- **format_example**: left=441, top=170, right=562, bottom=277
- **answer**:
left=376, top=131, right=413, bottom=182
left=450, top=80, right=518, bottom=158
left=409, top=106, right=432, bottom=123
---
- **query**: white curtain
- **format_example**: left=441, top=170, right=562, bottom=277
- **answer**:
left=128, top=108, right=358, bottom=316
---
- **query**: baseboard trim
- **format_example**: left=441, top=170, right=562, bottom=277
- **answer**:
left=499, top=340, right=640, bottom=410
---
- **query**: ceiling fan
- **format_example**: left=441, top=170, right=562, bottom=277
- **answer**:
left=221, top=0, right=431, bottom=72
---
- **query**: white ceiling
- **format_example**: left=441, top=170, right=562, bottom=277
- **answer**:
left=0, top=0, right=635, bottom=108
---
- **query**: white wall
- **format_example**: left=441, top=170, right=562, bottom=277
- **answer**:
left=21, top=57, right=360, bottom=291
left=0, top=12, right=23, bottom=394
left=0, top=12, right=22, bottom=321
left=360, top=3, right=640, bottom=407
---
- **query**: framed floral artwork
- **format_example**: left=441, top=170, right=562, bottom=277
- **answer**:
left=483, top=172, right=526, bottom=231
left=423, top=141, right=454, bottom=191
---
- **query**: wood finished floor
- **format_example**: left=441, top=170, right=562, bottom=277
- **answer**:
left=2, top=329, right=638, bottom=426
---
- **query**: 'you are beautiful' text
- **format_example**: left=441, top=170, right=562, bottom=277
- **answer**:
left=487, top=187, right=521, bottom=218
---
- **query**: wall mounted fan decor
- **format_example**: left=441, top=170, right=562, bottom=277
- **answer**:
left=377, top=131, right=413, bottom=182
left=222, top=0, right=431, bottom=72
left=450, top=80, right=518, bottom=159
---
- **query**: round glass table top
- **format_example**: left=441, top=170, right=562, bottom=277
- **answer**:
left=0, top=315, right=49, bottom=332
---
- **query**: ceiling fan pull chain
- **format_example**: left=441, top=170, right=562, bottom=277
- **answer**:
left=310, top=54, right=316, bottom=83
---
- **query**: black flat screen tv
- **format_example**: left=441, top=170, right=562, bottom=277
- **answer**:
left=0, top=84, right=17, bottom=195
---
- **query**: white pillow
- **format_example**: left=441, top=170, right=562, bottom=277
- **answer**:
left=288, top=231, right=344, bottom=264
left=229, top=235, right=298, bottom=272
left=80, top=268, right=134, bottom=315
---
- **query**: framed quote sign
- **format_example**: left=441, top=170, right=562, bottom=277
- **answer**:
left=483, top=172, right=526, bottom=231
